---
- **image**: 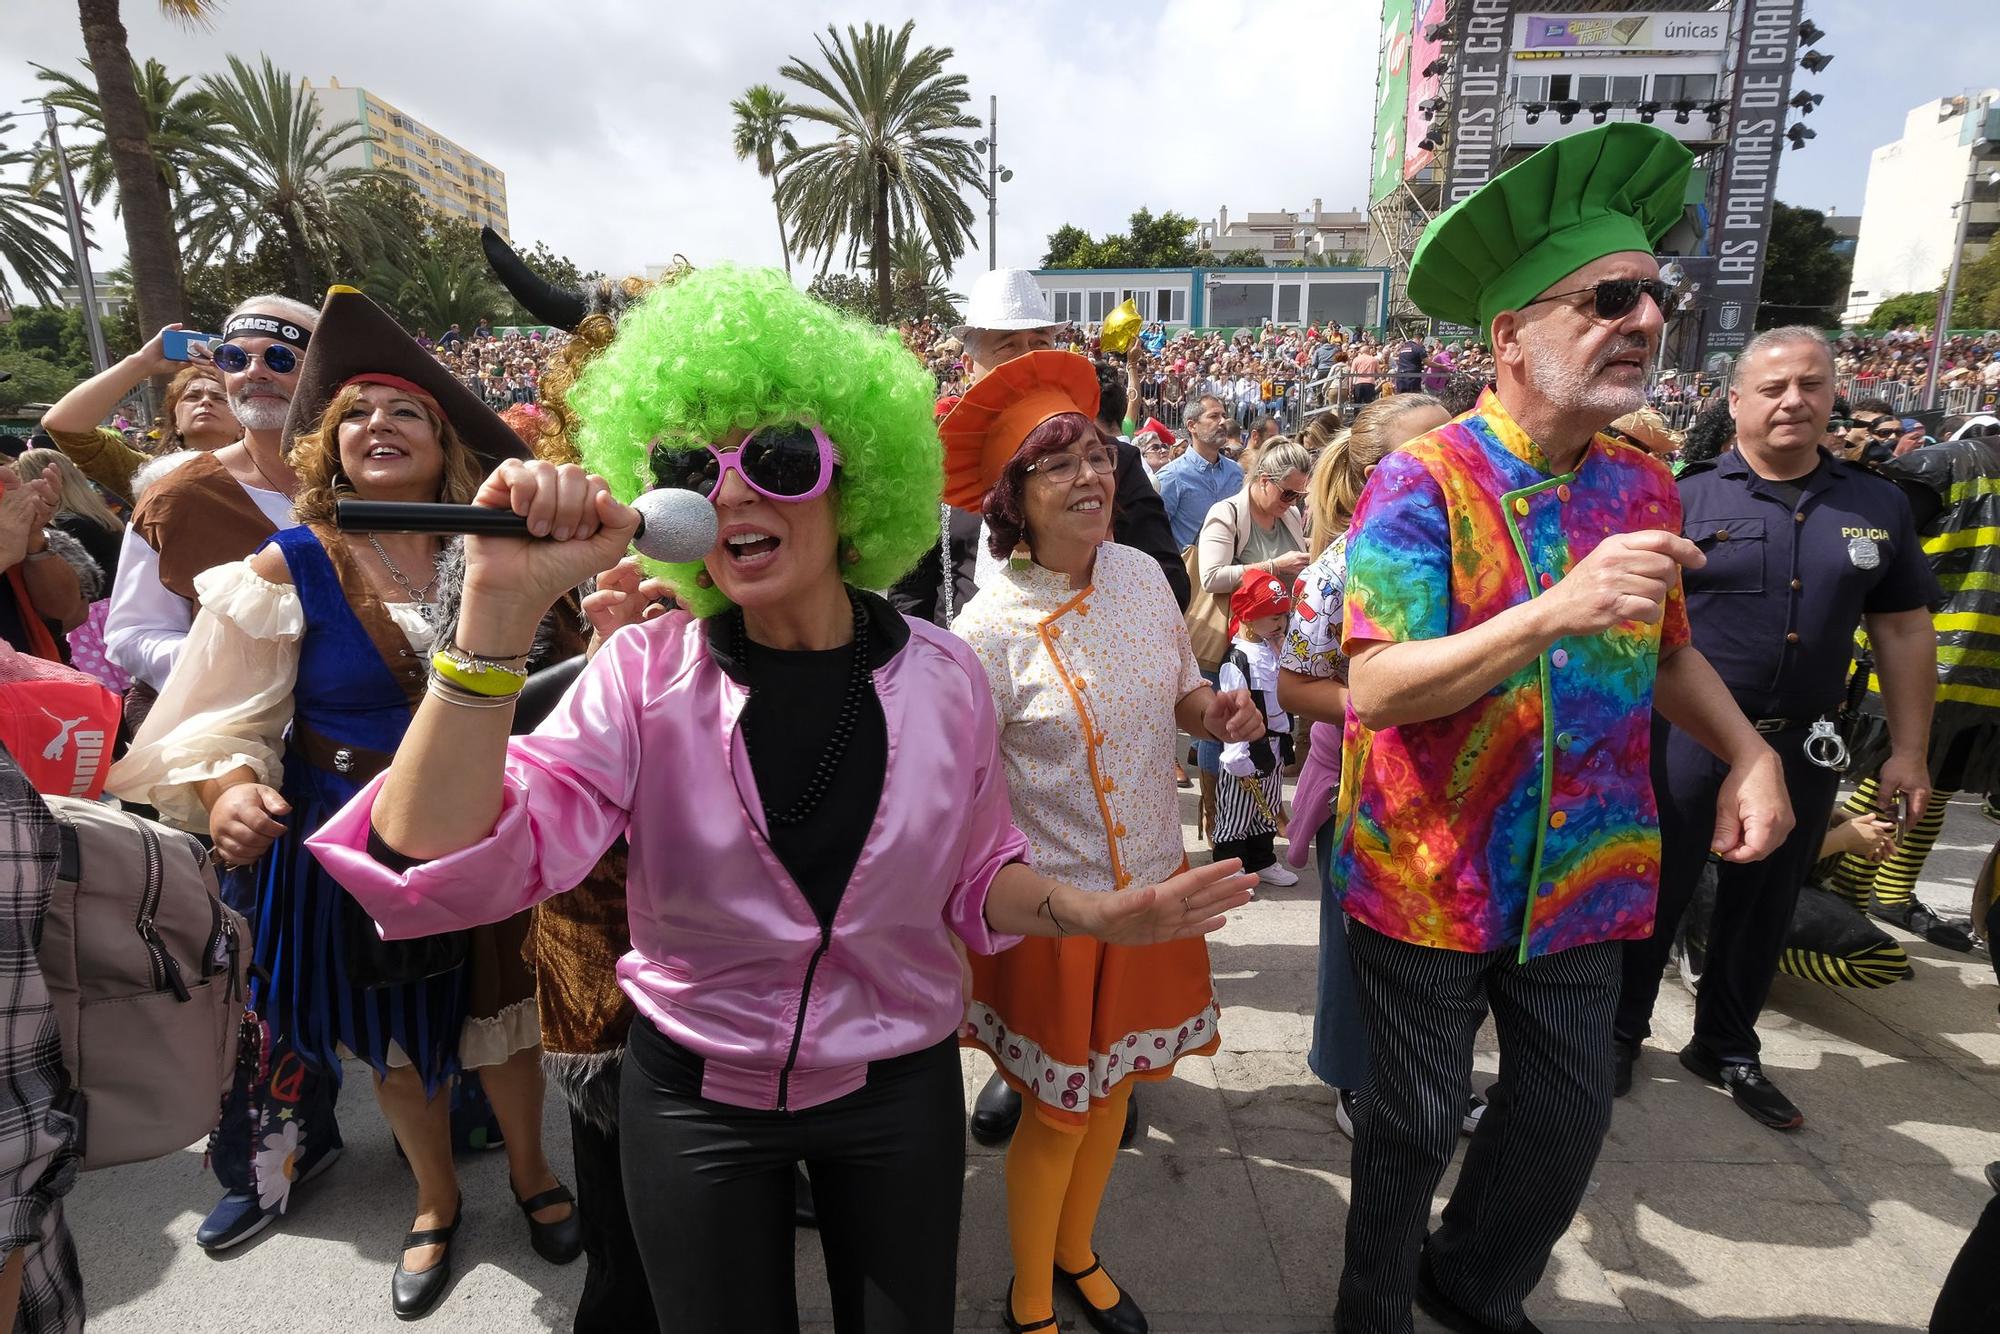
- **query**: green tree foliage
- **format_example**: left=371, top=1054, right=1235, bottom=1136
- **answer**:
left=0, top=114, right=73, bottom=306
left=1757, top=202, right=1853, bottom=330
left=30, top=56, right=220, bottom=235
left=1042, top=208, right=1201, bottom=270
left=777, top=21, right=984, bottom=321
left=0, top=305, right=96, bottom=409
left=1947, top=246, right=2000, bottom=329
left=1865, top=290, right=1941, bottom=330
left=188, top=54, right=384, bottom=299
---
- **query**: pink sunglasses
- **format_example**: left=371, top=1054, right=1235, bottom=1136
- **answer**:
left=649, top=422, right=844, bottom=503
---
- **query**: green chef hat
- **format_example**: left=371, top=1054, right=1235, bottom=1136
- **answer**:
left=1408, top=122, right=1694, bottom=334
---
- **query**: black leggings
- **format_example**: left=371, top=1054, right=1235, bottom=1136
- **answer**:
left=619, top=1018, right=965, bottom=1333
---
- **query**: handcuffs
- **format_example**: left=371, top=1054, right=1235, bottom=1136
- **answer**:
left=1804, top=716, right=1850, bottom=772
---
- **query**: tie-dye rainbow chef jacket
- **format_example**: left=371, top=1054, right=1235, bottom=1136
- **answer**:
left=1333, top=390, right=1690, bottom=961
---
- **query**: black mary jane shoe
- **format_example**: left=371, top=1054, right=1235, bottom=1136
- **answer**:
left=514, top=1182, right=583, bottom=1265
left=391, top=1195, right=462, bottom=1321
left=1055, top=1255, right=1149, bottom=1334
left=1001, top=1280, right=1058, bottom=1333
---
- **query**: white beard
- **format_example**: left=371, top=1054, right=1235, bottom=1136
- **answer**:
left=229, top=392, right=291, bottom=432
left=1523, top=331, right=1647, bottom=421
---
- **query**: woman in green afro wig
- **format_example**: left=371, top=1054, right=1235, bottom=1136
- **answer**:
left=568, top=264, right=942, bottom=616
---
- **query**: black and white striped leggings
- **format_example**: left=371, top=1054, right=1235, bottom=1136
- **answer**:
left=1337, top=921, right=1619, bottom=1334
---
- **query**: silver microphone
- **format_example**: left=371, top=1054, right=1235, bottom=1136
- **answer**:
left=334, top=488, right=719, bottom=564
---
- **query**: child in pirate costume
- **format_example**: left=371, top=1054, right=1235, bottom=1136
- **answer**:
left=1215, top=570, right=1296, bottom=885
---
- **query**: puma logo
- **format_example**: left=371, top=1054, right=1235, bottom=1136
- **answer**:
left=40, top=708, right=89, bottom=762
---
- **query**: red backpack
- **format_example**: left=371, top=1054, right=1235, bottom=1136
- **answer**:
left=0, top=647, right=121, bottom=799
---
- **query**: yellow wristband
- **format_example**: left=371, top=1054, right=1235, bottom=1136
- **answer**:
left=431, top=652, right=527, bottom=698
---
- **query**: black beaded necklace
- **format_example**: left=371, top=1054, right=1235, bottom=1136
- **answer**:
left=731, top=594, right=872, bottom=828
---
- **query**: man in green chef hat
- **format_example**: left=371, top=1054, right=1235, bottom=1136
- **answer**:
left=1330, top=122, right=1794, bottom=1334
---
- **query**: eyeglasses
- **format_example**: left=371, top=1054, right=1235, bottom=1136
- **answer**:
left=1519, top=277, right=1676, bottom=322
left=210, top=342, right=299, bottom=375
left=1869, top=422, right=1903, bottom=438
left=1265, top=478, right=1307, bottom=504
left=1827, top=418, right=1853, bottom=432
left=1025, top=445, right=1118, bottom=485
left=649, top=422, right=842, bottom=503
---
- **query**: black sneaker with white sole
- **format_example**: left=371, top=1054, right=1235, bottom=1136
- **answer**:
left=1461, top=1092, right=1486, bottom=1136
left=1678, top=1043, right=1803, bottom=1130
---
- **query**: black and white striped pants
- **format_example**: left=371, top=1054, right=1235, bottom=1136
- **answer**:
left=1336, top=920, right=1619, bottom=1334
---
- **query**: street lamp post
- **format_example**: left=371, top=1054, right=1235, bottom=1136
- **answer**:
left=972, top=96, right=1013, bottom=269
left=42, top=103, right=109, bottom=373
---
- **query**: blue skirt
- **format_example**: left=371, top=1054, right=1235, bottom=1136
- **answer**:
left=229, top=759, right=470, bottom=1095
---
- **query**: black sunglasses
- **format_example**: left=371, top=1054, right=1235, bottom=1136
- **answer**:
left=211, top=342, right=298, bottom=375
left=1520, top=277, right=1676, bottom=322
left=1869, top=422, right=1903, bottom=437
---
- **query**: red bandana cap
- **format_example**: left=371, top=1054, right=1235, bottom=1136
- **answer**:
left=340, top=372, right=440, bottom=412
left=1228, top=569, right=1293, bottom=638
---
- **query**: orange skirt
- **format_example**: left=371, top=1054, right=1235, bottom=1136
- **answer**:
left=961, top=925, right=1220, bottom=1133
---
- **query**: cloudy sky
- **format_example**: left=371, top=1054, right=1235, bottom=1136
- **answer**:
left=2, top=0, right=1994, bottom=289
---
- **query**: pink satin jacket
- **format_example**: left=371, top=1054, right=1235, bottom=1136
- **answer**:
left=309, top=607, right=1029, bottom=1112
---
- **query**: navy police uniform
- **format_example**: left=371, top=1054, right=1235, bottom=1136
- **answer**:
left=1616, top=448, right=1939, bottom=1063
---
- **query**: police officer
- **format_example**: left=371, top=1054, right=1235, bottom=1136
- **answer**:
left=1615, top=326, right=1941, bottom=1130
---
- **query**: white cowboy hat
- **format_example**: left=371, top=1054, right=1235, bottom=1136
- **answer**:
left=950, top=268, right=1059, bottom=339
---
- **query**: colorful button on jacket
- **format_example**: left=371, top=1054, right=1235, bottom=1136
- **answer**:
left=1334, top=391, right=1691, bottom=960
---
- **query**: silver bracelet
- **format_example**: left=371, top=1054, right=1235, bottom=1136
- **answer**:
left=426, top=676, right=520, bottom=710
left=435, top=641, right=529, bottom=681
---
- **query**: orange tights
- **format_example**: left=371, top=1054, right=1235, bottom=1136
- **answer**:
left=1004, top=1079, right=1133, bottom=1323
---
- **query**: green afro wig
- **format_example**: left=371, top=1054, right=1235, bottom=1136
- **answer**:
left=570, top=265, right=942, bottom=617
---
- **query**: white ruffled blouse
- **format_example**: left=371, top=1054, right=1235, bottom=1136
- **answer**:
left=106, top=560, right=435, bottom=833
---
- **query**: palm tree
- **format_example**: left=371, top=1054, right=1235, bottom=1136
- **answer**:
left=72, top=0, right=216, bottom=337
left=0, top=114, right=73, bottom=307
left=366, top=246, right=505, bottom=335
left=190, top=54, right=384, bottom=300
left=31, top=57, right=220, bottom=230
left=862, top=231, right=964, bottom=320
left=777, top=21, right=985, bottom=322
left=731, top=85, right=799, bottom=279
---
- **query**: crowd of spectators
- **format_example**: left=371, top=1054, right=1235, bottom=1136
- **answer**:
left=902, top=316, right=1496, bottom=431
left=417, top=317, right=570, bottom=411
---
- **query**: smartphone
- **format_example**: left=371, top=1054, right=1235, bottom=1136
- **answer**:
left=162, top=330, right=221, bottom=363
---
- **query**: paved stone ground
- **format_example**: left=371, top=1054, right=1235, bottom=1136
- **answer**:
left=70, top=794, right=1998, bottom=1332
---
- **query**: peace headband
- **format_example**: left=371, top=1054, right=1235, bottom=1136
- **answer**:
left=221, top=312, right=311, bottom=349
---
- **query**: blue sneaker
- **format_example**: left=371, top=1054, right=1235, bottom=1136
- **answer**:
left=196, top=1189, right=274, bottom=1252
left=197, top=1134, right=343, bottom=1253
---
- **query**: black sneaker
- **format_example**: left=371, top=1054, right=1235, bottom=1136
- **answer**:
left=1678, top=1043, right=1803, bottom=1130
left=1613, top=1039, right=1638, bottom=1099
left=1870, top=896, right=1977, bottom=953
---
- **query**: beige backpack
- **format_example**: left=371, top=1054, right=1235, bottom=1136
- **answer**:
left=37, top=796, right=252, bottom=1169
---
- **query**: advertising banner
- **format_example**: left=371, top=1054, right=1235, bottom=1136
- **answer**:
left=1445, top=0, right=1515, bottom=205
left=1516, top=10, right=1729, bottom=51
left=1371, top=0, right=1416, bottom=204
left=1403, top=0, right=1448, bottom=180
left=1698, top=0, right=1803, bottom=367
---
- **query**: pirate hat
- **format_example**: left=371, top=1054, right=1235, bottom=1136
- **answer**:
left=282, top=286, right=526, bottom=473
